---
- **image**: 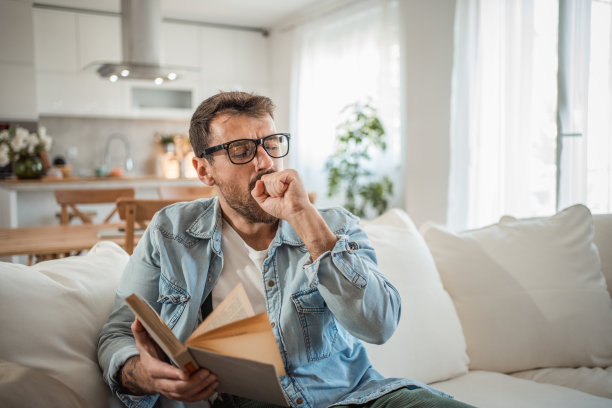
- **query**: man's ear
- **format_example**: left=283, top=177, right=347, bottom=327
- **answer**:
left=192, top=156, right=216, bottom=186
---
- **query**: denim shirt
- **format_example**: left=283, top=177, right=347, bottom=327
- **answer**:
left=98, top=198, right=448, bottom=408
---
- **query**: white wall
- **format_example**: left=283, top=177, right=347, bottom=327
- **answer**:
left=399, top=0, right=456, bottom=228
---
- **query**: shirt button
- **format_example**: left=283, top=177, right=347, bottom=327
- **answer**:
left=296, top=398, right=303, bottom=404
left=268, top=280, right=275, bottom=287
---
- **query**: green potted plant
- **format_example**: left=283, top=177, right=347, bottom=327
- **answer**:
left=325, top=101, right=393, bottom=218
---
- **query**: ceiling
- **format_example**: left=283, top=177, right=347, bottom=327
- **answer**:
left=37, top=0, right=326, bottom=28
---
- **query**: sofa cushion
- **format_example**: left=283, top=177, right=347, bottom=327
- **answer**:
left=510, top=366, right=612, bottom=399
left=421, top=204, right=612, bottom=373
left=592, top=213, right=612, bottom=299
left=432, top=371, right=612, bottom=408
left=0, top=242, right=129, bottom=408
left=0, top=360, right=92, bottom=408
left=361, top=209, right=469, bottom=384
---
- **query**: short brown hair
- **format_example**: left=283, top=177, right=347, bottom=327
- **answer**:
left=189, top=91, right=275, bottom=160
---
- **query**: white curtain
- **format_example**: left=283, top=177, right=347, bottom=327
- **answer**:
left=448, top=0, right=559, bottom=230
left=561, top=0, right=612, bottom=214
left=290, top=0, right=401, bottom=210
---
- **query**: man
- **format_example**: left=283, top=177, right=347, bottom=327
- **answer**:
left=98, top=91, right=474, bottom=408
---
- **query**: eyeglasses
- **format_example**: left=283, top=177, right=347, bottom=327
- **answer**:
left=200, top=133, right=290, bottom=165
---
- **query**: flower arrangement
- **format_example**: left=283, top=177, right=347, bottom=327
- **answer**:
left=0, top=126, right=53, bottom=167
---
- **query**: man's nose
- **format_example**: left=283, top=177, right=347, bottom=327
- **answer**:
left=252, top=144, right=273, bottom=171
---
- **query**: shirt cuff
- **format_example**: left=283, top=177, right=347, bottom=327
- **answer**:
left=303, top=234, right=366, bottom=289
left=107, top=346, right=160, bottom=408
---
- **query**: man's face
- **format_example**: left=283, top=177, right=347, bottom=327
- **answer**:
left=198, top=113, right=284, bottom=224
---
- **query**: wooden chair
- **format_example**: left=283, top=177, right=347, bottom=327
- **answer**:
left=54, top=188, right=135, bottom=224
left=27, top=188, right=137, bottom=265
left=157, top=185, right=217, bottom=201
left=116, top=198, right=181, bottom=254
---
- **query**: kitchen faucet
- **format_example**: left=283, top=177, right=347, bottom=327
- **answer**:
left=104, top=133, right=134, bottom=173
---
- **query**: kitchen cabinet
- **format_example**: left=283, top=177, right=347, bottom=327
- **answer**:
left=77, top=13, right=122, bottom=69
left=0, top=0, right=37, bottom=120
left=31, top=6, right=271, bottom=119
left=33, top=8, right=196, bottom=118
left=34, top=8, right=125, bottom=116
left=162, top=22, right=200, bottom=68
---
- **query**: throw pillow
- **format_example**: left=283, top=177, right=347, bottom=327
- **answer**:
left=361, top=209, right=469, bottom=384
left=421, top=204, right=612, bottom=373
left=0, top=242, right=129, bottom=408
left=592, top=213, right=612, bottom=299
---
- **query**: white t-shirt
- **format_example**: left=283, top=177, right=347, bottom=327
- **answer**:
left=212, top=220, right=268, bottom=314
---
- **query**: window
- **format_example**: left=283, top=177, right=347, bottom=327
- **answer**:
left=450, top=0, right=612, bottom=230
left=559, top=0, right=612, bottom=213
left=291, top=0, right=401, bottom=210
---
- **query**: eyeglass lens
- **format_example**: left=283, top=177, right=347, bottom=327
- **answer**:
left=228, top=134, right=289, bottom=164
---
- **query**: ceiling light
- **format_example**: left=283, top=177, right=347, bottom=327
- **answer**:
left=154, top=77, right=164, bottom=85
left=120, top=69, right=130, bottom=77
left=167, top=72, right=177, bottom=80
left=109, top=75, right=118, bottom=82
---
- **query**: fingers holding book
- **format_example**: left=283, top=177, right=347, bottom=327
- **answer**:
left=118, top=318, right=219, bottom=401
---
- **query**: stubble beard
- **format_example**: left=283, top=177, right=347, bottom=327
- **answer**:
left=217, top=169, right=278, bottom=225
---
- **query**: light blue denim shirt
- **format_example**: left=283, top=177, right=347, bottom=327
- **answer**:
left=98, top=198, right=448, bottom=408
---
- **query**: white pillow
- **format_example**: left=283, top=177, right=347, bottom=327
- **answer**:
left=0, top=241, right=129, bottom=408
left=592, top=213, right=612, bottom=299
left=421, top=204, right=612, bottom=373
left=361, top=209, right=469, bottom=384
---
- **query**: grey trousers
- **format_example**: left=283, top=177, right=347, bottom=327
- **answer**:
left=213, top=388, right=477, bottom=408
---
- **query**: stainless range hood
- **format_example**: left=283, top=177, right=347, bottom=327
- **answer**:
left=97, top=0, right=178, bottom=83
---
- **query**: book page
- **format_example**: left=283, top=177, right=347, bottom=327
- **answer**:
left=190, top=283, right=255, bottom=338
left=187, top=313, right=286, bottom=376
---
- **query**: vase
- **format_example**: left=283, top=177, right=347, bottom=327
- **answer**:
left=14, top=155, right=43, bottom=180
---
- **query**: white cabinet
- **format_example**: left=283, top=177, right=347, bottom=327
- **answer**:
left=77, top=13, right=121, bottom=69
left=34, top=8, right=125, bottom=116
left=31, top=7, right=270, bottom=119
left=33, top=9, right=78, bottom=72
left=0, top=0, right=37, bottom=120
left=161, top=22, right=200, bottom=68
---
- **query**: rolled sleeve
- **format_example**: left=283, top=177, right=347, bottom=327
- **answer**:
left=303, top=235, right=368, bottom=289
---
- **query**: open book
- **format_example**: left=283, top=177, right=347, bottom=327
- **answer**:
left=124, top=283, right=289, bottom=406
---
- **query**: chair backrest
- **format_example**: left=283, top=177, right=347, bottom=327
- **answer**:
left=116, top=198, right=181, bottom=254
left=54, top=188, right=135, bottom=224
left=157, top=185, right=217, bottom=200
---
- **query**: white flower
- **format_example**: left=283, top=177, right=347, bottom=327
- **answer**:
left=10, top=131, right=26, bottom=152
left=0, top=144, right=9, bottom=167
left=26, top=135, right=38, bottom=154
left=15, top=127, right=29, bottom=140
left=0, top=130, right=8, bottom=141
left=41, top=134, right=52, bottom=151
left=38, top=126, right=47, bottom=138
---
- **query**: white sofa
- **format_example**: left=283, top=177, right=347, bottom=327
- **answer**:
left=1, top=204, right=611, bottom=407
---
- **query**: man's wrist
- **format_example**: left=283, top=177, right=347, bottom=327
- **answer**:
left=119, top=356, right=150, bottom=396
left=288, top=205, right=338, bottom=260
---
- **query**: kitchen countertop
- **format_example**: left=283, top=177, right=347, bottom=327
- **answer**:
left=0, top=175, right=203, bottom=191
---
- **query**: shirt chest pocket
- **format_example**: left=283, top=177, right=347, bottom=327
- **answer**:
left=157, top=278, right=191, bottom=330
left=291, top=288, right=338, bottom=362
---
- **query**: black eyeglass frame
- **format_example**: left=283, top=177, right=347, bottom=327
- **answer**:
left=199, top=133, right=291, bottom=165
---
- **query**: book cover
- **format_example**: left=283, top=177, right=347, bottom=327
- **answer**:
left=124, top=283, right=289, bottom=406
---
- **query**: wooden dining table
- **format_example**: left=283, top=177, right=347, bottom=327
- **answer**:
left=0, top=222, right=137, bottom=258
